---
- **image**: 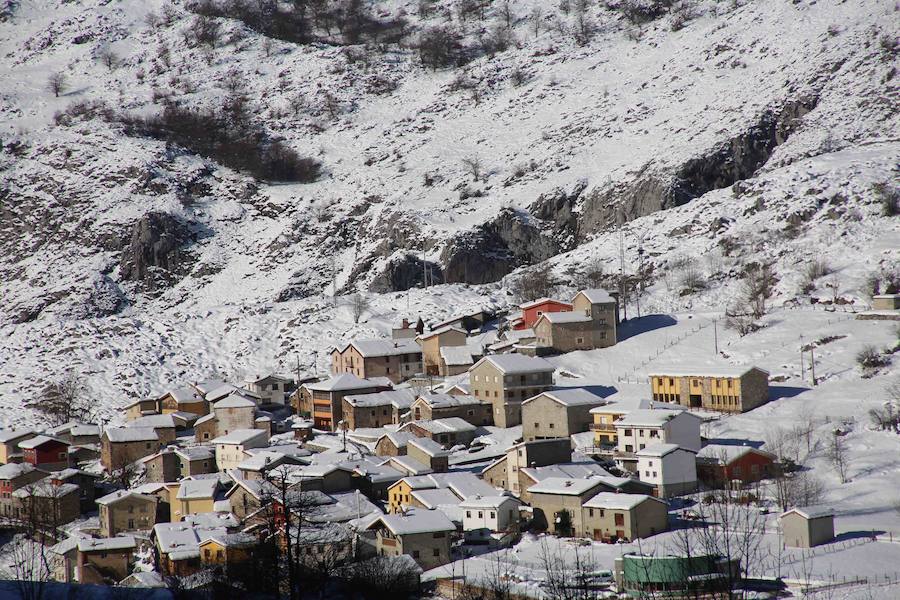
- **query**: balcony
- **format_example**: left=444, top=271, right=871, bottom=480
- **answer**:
left=590, top=423, right=616, bottom=432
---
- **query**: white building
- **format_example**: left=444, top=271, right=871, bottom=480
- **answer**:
left=211, top=429, right=269, bottom=470
left=614, top=409, right=702, bottom=455
left=634, top=443, right=698, bottom=497
left=244, top=374, right=294, bottom=406
left=460, top=494, right=521, bottom=543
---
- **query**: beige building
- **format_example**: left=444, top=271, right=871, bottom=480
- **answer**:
left=296, top=374, right=387, bottom=431
left=342, top=389, right=417, bottom=430
left=872, top=294, right=900, bottom=310
left=12, top=479, right=81, bottom=527
left=521, top=388, right=607, bottom=442
left=527, top=476, right=610, bottom=536
left=101, top=428, right=161, bottom=472
left=533, top=289, right=618, bottom=353
left=418, top=326, right=468, bottom=375
left=212, top=394, right=257, bottom=436
left=244, top=373, right=294, bottom=406
left=96, top=490, right=159, bottom=537
left=407, top=438, right=450, bottom=473
left=173, top=478, right=222, bottom=521
left=439, top=346, right=475, bottom=376
left=369, top=509, right=456, bottom=570
left=469, top=355, right=555, bottom=428
left=211, top=429, right=269, bottom=471
left=158, top=386, right=209, bottom=416
left=581, top=493, right=668, bottom=542
left=0, top=429, right=36, bottom=464
left=399, top=418, right=477, bottom=448
left=331, top=339, right=423, bottom=384
left=649, top=366, right=769, bottom=413
left=481, top=439, right=572, bottom=496
left=374, top=431, right=418, bottom=457
left=781, top=507, right=835, bottom=548
left=410, top=392, right=493, bottom=426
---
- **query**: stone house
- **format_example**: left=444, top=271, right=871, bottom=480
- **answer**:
left=244, top=373, right=294, bottom=406
left=76, top=536, right=137, bottom=584
left=532, top=289, right=618, bottom=353
left=527, top=477, right=613, bottom=536
left=101, top=428, right=161, bottom=472
left=46, top=468, right=99, bottom=512
left=375, top=431, right=418, bottom=457
left=519, top=461, right=650, bottom=505
left=521, top=388, right=607, bottom=442
left=634, top=443, right=698, bottom=498
left=12, top=479, right=81, bottom=527
left=480, top=438, right=573, bottom=496
left=469, top=355, right=555, bottom=428
left=439, top=346, right=475, bottom=376
left=0, top=463, right=47, bottom=519
left=407, top=438, right=450, bottom=473
left=211, top=429, right=269, bottom=471
left=19, top=435, right=70, bottom=471
left=143, top=446, right=216, bottom=483
left=296, top=374, right=388, bottom=431
left=158, top=386, right=209, bottom=416
left=126, top=415, right=178, bottom=445
left=399, top=418, right=477, bottom=448
left=194, top=414, right=218, bottom=443
left=387, top=472, right=496, bottom=515
left=96, top=490, right=159, bottom=537
left=173, top=478, right=223, bottom=522
left=417, top=326, right=468, bottom=375
left=199, top=533, right=257, bottom=568
left=69, top=425, right=101, bottom=446
left=0, top=429, right=36, bottom=464
left=781, top=507, right=835, bottom=548
left=331, top=339, right=423, bottom=384
left=369, top=509, right=455, bottom=570
left=342, top=389, right=417, bottom=430
left=153, top=522, right=226, bottom=576
left=124, top=398, right=160, bottom=421
left=649, top=366, right=770, bottom=413
left=581, top=493, right=668, bottom=542
left=212, top=394, right=257, bottom=436
left=696, top=444, right=778, bottom=486
left=410, top=392, right=493, bottom=426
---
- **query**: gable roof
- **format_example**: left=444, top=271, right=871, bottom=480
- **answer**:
left=211, top=429, right=267, bottom=445
left=18, top=435, right=68, bottom=450
left=538, top=311, right=591, bottom=324
left=696, top=444, right=775, bottom=463
left=408, top=437, right=450, bottom=458
left=304, top=374, right=380, bottom=392
left=415, top=392, right=480, bottom=409
left=781, top=506, right=834, bottom=520
left=403, top=417, right=476, bottom=435
left=636, top=443, right=691, bottom=458
left=439, top=346, right=475, bottom=366
left=583, top=492, right=662, bottom=510
left=573, top=289, right=615, bottom=304
left=176, top=479, right=220, bottom=500
left=523, top=388, right=605, bottom=407
left=0, top=429, right=35, bottom=443
left=371, top=509, right=456, bottom=535
left=590, top=397, right=676, bottom=415
left=78, top=536, right=137, bottom=553
left=96, top=490, right=158, bottom=506
left=520, top=297, right=571, bottom=310
left=105, top=427, right=159, bottom=443
left=418, top=325, right=467, bottom=340
left=376, top=431, right=417, bottom=450
left=213, top=394, right=257, bottom=409
left=473, top=354, right=556, bottom=375
left=341, top=338, right=422, bottom=358
left=128, top=414, right=178, bottom=429
left=344, top=389, right=416, bottom=408
left=527, top=476, right=608, bottom=496
left=0, top=463, right=41, bottom=480
left=649, top=365, right=769, bottom=378
left=616, top=409, right=700, bottom=427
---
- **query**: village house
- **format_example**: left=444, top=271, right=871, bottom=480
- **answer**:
left=205, top=383, right=261, bottom=406
left=516, top=298, right=573, bottom=330
left=649, top=366, right=770, bottom=413
left=243, top=373, right=294, bottom=406
left=212, top=394, right=257, bottom=436
left=101, top=428, right=161, bottom=472
left=480, top=438, right=573, bottom=496
left=387, top=472, right=496, bottom=514
left=76, top=536, right=137, bottom=584
left=124, top=398, right=160, bottom=421
left=369, top=509, right=456, bottom=569
left=781, top=507, right=835, bottom=548
left=589, top=398, right=672, bottom=447
left=12, top=478, right=81, bottom=527
left=19, top=435, right=70, bottom=471
left=527, top=477, right=614, bottom=536
left=126, top=415, right=178, bottom=445
left=439, top=346, right=475, bottom=376
left=392, top=317, right=423, bottom=340
left=296, top=374, right=389, bottom=431
left=47, top=468, right=99, bottom=511
left=173, top=478, right=223, bottom=522
left=293, top=523, right=355, bottom=569
left=157, top=386, right=209, bottom=416
left=153, top=522, right=227, bottom=576
left=194, top=413, right=217, bottom=443
left=488, top=328, right=537, bottom=354
left=96, top=490, right=159, bottom=537
left=696, top=444, right=778, bottom=486
left=518, top=460, right=651, bottom=505
left=374, top=431, right=419, bottom=457
left=0, top=463, right=47, bottom=518
left=634, top=443, right=698, bottom=497
left=469, top=354, right=555, bottom=428
left=614, top=409, right=702, bottom=473
left=406, top=438, right=450, bottom=473
left=199, top=533, right=257, bottom=568
left=399, top=418, right=477, bottom=448
left=410, top=392, right=493, bottom=426
left=417, top=326, right=468, bottom=376
left=331, top=339, right=423, bottom=384
left=211, top=429, right=269, bottom=471
left=521, top=388, right=607, bottom=442
left=581, top=493, right=669, bottom=542
left=0, top=429, right=36, bottom=464
left=143, top=446, right=216, bottom=483
left=431, top=309, right=493, bottom=334
left=236, top=447, right=310, bottom=481
left=460, top=495, right=522, bottom=544
left=342, top=389, right=417, bottom=430
left=532, top=289, right=618, bottom=353
left=69, top=425, right=101, bottom=446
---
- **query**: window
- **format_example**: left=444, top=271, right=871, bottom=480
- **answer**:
left=625, top=445, right=633, bottom=453
left=576, top=337, right=584, bottom=344
left=433, top=548, right=440, bottom=557
left=588, top=509, right=594, bottom=517
left=639, top=430, right=644, bottom=437
left=466, top=511, right=471, bottom=518
left=645, top=471, right=650, bottom=477
left=490, top=512, right=495, bottom=519
left=623, top=429, right=632, bottom=436
left=478, top=511, right=483, bottom=518
left=534, top=422, right=540, bottom=429
left=652, top=471, right=657, bottom=477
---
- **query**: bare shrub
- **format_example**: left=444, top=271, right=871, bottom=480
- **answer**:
left=98, top=46, right=119, bottom=71
left=417, top=25, right=464, bottom=69
left=857, top=345, right=888, bottom=371
left=461, top=156, right=483, bottom=180
left=510, top=264, right=557, bottom=302
left=47, top=72, right=68, bottom=97
left=872, top=182, right=899, bottom=217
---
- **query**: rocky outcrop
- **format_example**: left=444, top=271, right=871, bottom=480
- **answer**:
left=370, top=253, right=444, bottom=293
left=440, top=208, right=562, bottom=284
left=120, top=212, right=192, bottom=287
left=579, top=97, right=819, bottom=233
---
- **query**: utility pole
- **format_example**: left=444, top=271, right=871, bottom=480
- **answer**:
left=422, top=238, right=428, bottom=289
left=636, top=244, right=644, bottom=319
left=810, top=346, right=817, bottom=386
left=800, top=335, right=805, bottom=380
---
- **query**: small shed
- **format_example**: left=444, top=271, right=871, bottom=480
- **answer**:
left=781, top=506, right=835, bottom=548
left=872, top=294, right=900, bottom=311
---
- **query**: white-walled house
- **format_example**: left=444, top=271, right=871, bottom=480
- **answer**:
left=614, top=409, right=702, bottom=454
left=211, top=429, right=269, bottom=470
left=460, top=495, right=521, bottom=543
left=634, top=443, right=698, bottom=497
left=244, top=374, right=294, bottom=406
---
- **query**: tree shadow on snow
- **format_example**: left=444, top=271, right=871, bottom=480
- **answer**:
left=617, top=314, right=678, bottom=341
left=832, top=530, right=886, bottom=543
left=768, top=385, right=809, bottom=401
left=704, top=438, right=765, bottom=449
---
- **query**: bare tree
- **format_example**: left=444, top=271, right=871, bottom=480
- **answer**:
left=529, top=6, right=543, bottom=39
left=495, top=0, right=514, bottom=30
left=25, top=371, right=95, bottom=426
left=538, top=537, right=598, bottom=600
left=47, top=72, right=68, bottom=97
left=98, top=46, right=119, bottom=71
left=509, top=263, right=557, bottom=302
left=347, top=292, right=370, bottom=324
left=460, top=155, right=482, bottom=180
left=773, top=469, right=826, bottom=512
left=262, top=36, right=274, bottom=57
left=826, top=430, right=849, bottom=483
left=344, top=555, right=422, bottom=595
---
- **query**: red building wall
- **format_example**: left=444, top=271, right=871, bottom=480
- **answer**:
left=517, top=300, right=572, bottom=330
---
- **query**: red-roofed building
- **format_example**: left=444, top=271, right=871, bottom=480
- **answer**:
left=516, top=298, right=572, bottom=330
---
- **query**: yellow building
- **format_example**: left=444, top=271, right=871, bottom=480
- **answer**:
left=649, top=366, right=769, bottom=413
left=590, top=399, right=660, bottom=447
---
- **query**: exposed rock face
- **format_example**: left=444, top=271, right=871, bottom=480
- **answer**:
left=120, top=212, right=191, bottom=286
left=579, top=97, right=819, bottom=233
left=440, top=208, right=562, bottom=284
left=370, top=253, right=444, bottom=293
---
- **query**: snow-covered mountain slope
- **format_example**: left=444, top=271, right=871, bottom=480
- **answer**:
left=0, top=0, right=897, bottom=422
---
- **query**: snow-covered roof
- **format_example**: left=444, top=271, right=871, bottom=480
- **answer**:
left=649, top=365, right=768, bottom=378
left=696, top=444, right=774, bottom=463
left=574, top=289, right=615, bottom=304
left=459, top=494, right=520, bottom=510
left=176, top=479, right=219, bottom=500
left=590, top=397, right=676, bottom=414
left=527, top=476, right=608, bottom=496
left=474, top=354, right=556, bottom=374
left=377, top=431, right=417, bottom=449
left=583, top=492, right=659, bottom=510
left=211, top=429, right=267, bottom=445
left=200, top=532, right=257, bottom=549
left=18, top=434, right=67, bottom=449
left=237, top=450, right=305, bottom=472
left=416, top=391, right=480, bottom=408
left=78, top=536, right=137, bottom=553
left=96, top=490, right=158, bottom=506
left=154, top=523, right=227, bottom=558
left=408, top=437, right=449, bottom=458
left=389, top=455, right=433, bottom=476
left=418, top=325, right=467, bottom=339
left=128, top=414, right=177, bottom=429
left=191, top=379, right=228, bottom=395
left=344, top=388, right=416, bottom=408
left=616, top=409, right=698, bottom=427
left=344, top=338, right=422, bottom=357
left=371, top=508, right=456, bottom=535
left=440, top=345, right=475, bottom=366
left=244, top=373, right=292, bottom=384
left=540, top=311, right=592, bottom=324
left=165, top=386, right=204, bottom=404
left=13, top=481, right=80, bottom=498
left=304, top=373, right=380, bottom=392
left=0, top=462, right=39, bottom=480
left=524, top=388, right=605, bottom=407
left=520, top=297, right=571, bottom=310
left=0, top=428, right=35, bottom=443
left=105, top=427, right=159, bottom=443
left=195, top=413, right=216, bottom=426
left=176, top=446, right=215, bottom=461
left=182, top=512, right=240, bottom=529
left=69, top=425, right=100, bottom=437
left=214, top=394, right=257, bottom=409
left=405, top=417, right=476, bottom=434
left=522, top=460, right=614, bottom=484
left=410, top=487, right=460, bottom=509
left=635, top=443, right=688, bottom=458
left=782, top=506, right=834, bottom=520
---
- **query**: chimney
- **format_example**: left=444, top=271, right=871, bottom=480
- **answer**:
left=564, top=480, right=572, bottom=487
left=402, top=318, right=410, bottom=328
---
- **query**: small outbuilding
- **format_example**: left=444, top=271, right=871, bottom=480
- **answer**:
left=781, top=506, right=835, bottom=548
